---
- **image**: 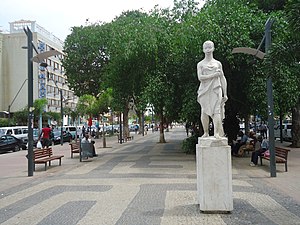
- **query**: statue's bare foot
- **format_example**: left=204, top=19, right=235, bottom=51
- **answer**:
left=214, top=133, right=221, bottom=139
left=201, top=133, right=209, bottom=138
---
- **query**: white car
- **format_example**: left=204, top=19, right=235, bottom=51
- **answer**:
left=274, top=123, right=292, bottom=141
left=62, top=126, right=78, bottom=139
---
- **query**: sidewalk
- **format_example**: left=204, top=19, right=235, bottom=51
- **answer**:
left=232, top=139, right=300, bottom=203
left=0, top=128, right=300, bottom=225
left=0, top=132, right=140, bottom=191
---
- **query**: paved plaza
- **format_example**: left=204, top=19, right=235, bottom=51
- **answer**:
left=0, top=127, right=300, bottom=225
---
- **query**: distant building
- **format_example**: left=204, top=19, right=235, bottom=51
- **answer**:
left=0, top=20, right=77, bottom=124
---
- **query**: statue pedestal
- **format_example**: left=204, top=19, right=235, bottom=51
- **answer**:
left=196, top=137, right=233, bottom=212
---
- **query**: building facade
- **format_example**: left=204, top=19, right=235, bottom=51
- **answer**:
left=0, top=20, right=77, bottom=124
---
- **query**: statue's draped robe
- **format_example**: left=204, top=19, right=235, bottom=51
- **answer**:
left=197, top=62, right=224, bottom=119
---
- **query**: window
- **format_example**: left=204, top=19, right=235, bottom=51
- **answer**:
left=7, top=136, right=14, bottom=141
left=13, top=129, right=22, bottom=134
left=22, top=129, right=28, bottom=134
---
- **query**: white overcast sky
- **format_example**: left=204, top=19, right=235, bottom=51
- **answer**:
left=0, top=0, right=205, bottom=41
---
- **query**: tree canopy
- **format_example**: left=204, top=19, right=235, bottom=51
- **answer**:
left=62, top=0, right=300, bottom=144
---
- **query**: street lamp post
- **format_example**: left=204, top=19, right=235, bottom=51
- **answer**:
left=60, top=88, right=64, bottom=145
left=23, top=27, right=63, bottom=176
left=24, top=27, right=34, bottom=177
left=265, top=18, right=276, bottom=177
left=232, top=18, right=276, bottom=177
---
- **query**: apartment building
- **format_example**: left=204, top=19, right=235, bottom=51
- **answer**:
left=0, top=20, right=77, bottom=123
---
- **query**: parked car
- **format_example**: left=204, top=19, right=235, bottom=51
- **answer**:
left=51, top=130, right=72, bottom=145
left=33, top=128, right=39, bottom=147
left=274, top=123, right=292, bottom=141
left=105, top=125, right=119, bottom=134
left=63, top=126, right=78, bottom=139
left=0, top=126, right=28, bottom=149
left=24, top=128, right=40, bottom=149
left=0, top=135, right=23, bottom=153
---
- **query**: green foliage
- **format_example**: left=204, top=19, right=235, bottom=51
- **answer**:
left=45, top=111, right=60, bottom=122
left=62, top=24, right=110, bottom=97
left=13, top=109, right=28, bottom=125
left=75, top=90, right=112, bottom=118
left=76, top=95, right=97, bottom=117
left=105, top=10, right=158, bottom=112
left=180, top=82, right=200, bottom=124
left=0, top=118, right=12, bottom=127
left=262, top=3, right=300, bottom=116
left=61, top=0, right=300, bottom=143
left=33, top=98, right=47, bottom=118
left=253, top=0, right=287, bottom=12
left=181, top=135, right=198, bottom=154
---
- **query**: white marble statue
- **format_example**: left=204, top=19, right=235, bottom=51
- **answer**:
left=197, top=41, right=228, bottom=138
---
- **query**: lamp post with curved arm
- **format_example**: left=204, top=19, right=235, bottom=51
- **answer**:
left=23, top=25, right=63, bottom=176
left=232, top=18, right=276, bottom=177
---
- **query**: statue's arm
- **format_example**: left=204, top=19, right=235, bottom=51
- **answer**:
left=219, top=63, right=228, bottom=102
left=197, top=63, right=202, bottom=81
left=199, top=71, right=221, bottom=81
left=197, top=64, right=221, bottom=81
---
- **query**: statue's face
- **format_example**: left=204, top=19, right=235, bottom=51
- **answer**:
left=203, top=41, right=214, bottom=54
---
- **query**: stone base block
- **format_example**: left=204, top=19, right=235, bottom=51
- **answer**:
left=196, top=137, right=233, bottom=212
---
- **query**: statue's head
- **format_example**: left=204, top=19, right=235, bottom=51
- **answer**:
left=203, top=40, right=214, bottom=53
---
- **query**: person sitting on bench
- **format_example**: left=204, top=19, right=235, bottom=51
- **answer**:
left=82, top=133, right=98, bottom=157
left=250, top=136, right=268, bottom=167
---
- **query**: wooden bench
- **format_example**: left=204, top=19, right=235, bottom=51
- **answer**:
left=126, top=136, right=134, bottom=141
left=33, top=148, right=64, bottom=171
left=70, top=142, right=80, bottom=158
left=260, top=147, right=290, bottom=172
left=117, top=135, right=134, bottom=143
left=237, top=138, right=256, bottom=157
left=238, top=143, right=255, bottom=157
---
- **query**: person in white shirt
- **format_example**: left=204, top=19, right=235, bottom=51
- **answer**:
left=81, top=133, right=98, bottom=157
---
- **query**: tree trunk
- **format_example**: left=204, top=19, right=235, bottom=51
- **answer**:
left=159, top=110, right=166, bottom=143
left=137, top=110, right=143, bottom=135
left=292, top=102, right=300, bottom=147
left=96, top=115, right=100, bottom=139
left=123, top=106, right=129, bottom=138
left=244, top=115, right=249, bottom=135
left=102, top=122, right=106, bottom=148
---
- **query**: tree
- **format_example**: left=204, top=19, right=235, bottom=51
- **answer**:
left=12, top=98, right=48, bottom=127
left=166, top=0, right=269, bottom=141
left=253, top=0, right=287, bottom=12
left=265, top=0, right=300, bottom=146
left=33, top=98, right=47, bottom=128
left=12, top=108, right=28, bottom=125
left=105, top=10, right=158, bottom=138
left=62, top=24, right=109, bottom=97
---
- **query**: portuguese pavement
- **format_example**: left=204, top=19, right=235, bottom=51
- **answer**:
left=0, top=127, right=299, bottom=225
